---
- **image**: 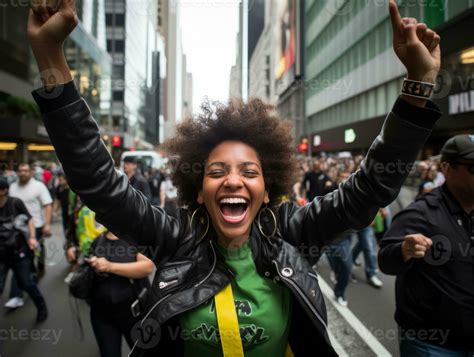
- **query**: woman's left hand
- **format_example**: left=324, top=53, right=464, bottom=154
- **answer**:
left=87, top=256, right=111, bottom=273
left=389, top=0, right=441, bottom=84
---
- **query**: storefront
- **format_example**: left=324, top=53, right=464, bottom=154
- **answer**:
left=0, top=115, right=55, bottom=163
left=427, top=7, right=474, bottom=155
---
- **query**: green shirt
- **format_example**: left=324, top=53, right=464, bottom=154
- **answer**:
left=179, top=239, right=292, bottom=356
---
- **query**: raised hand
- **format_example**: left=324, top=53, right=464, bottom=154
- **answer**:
left=28, top=0, right=77, bottom=86
left=28, top=0, right=78, bottom=49
left=389, top=0, right=441, bottom=84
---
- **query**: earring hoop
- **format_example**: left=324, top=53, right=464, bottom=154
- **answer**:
left=257, top=205, right=277, bottom=239
left=190, top=205, right=210, bottom=243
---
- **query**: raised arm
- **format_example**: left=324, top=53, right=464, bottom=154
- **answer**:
left=27, top=0, right=182, bottom=259
left=281, top=1, right=442, bottom=252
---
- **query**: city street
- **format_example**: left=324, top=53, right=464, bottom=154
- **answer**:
left=0, top=191, right=418, bottom=357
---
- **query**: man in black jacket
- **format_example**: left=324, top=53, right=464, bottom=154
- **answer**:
left=123, top=156, right=152, bottom=200
left=0, top=177, right=48, bottom=321
left=379, top=134, right=474, bottom=356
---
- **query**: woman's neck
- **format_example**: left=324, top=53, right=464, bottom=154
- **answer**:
left=217, top=234, right=249, bottom=250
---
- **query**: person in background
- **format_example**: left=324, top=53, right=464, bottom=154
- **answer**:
left=122, top=157, right=151, bottom=200
left=147, top=168, right=163, bottom=206
left=160, top=170, right=178, bottom=217
left=379, top=134, right=474, bottom=356
left=302, top=159, right=331, bottom=201
left=1, top=162, right=18, bottom=184
left=417, top=162, right=438, bottom=197
left=5, top=163, right=52, bottom=309
left=0, top=177, right=48, bottom=321
left=53, top=172, right=70, bottom=232
left=86, top=231, right=154, bottom=357
left=326, top=171, right=353, bottom=307
left=351, top=225, right=384, bottom=288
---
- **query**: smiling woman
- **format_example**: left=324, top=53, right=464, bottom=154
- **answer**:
left=27, top=0, right=444, bottom=356
left=164, top=98, right=297, bottom=247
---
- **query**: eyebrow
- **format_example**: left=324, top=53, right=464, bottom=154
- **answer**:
left=206, top=161, right=261, bottom=170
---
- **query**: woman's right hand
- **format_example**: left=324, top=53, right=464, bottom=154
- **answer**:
left=28, top=0, right=77, bottom=85
left=28, top=0, right=78, bottom=50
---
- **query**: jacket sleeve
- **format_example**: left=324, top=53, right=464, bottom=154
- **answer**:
left=32, top=82, right=182, bottom=261
left=281, top=97, right=441, bottom=252
left=378, top=202, right=432, bottom=275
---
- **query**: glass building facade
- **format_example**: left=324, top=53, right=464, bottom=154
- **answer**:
left=0, top=0, right=111, bottom=163
left=304, top=0, right=474, bottom=154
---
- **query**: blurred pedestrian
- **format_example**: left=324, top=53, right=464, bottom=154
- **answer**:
left=379, top=134, right=474, bottom=356
left=53, top=172, right=70, bottom=232
left=325, top=171, right=353, bottom=307
left=123, top=157, right=152, bottom=200
left=5, top=163, right=52, bottom=309
left=160, top=170, right=178, bottom=217
left=0, top=177, right=48, bottom=321
left=147, top=168, right=163, bottom=206
left=302, top=159, right=331, bottom=201
left=352, top=225, right=383, bottom=288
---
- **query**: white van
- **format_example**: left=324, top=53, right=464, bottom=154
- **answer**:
left=120, top=151, right=167, bottom=174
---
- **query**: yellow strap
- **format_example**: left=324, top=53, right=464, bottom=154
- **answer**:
left=215, top=283, right=294, bottom=357
left=215, top=283, right=245, bottom=357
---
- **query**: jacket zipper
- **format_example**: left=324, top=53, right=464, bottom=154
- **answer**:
left=159, top=279, right=179, bottom=289
left=129, top=240, right=218, bottom=356
left=272, top=260, right=328, bottom=331
left=194, top=240, right=217, bottom=287
left=129, top=292, right=173, bottom=356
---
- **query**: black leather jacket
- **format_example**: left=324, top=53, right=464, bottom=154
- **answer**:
left=33, top=82, right=441, bottom=356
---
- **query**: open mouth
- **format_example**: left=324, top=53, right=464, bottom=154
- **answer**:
left=219, top=197, right=249, bottom=224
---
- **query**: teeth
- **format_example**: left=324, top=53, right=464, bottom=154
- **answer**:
left=220, top=197, right=247, bottom=204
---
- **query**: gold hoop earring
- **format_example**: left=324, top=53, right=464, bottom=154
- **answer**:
left=190, top=205, right=210, bottom=243
left=257, top=205, right=277, bottom=239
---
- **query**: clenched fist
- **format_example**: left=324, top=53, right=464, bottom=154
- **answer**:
left=28, top=0, right=77, bottom=86
left=402, top=234, right=433, bottom=262
left=28, top=0, right=78, bottom=49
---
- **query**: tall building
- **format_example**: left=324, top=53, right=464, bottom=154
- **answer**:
left=104, top=0, right=157, bottom=156
left=248, top=0, right=276, bottom=103
left=247, top=0, right=305, bottom=143
left=159, top=0, right=184, bottom=140
left=229, top=3, right=243, bottom=99
left=304, top=0, right=474, bottom=156
left=0, top=1, right=111, bottom=163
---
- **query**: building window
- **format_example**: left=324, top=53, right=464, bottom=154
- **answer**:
left=106, top=39, right=113, bottom=52
left=112, top=116, right=121, bottom=127
left=113, top=90, right=124, bottom=101
left=114, top=40, right=125, bottom=53
left=113, top=64, right=125, bottom=79
left=115, top=13, right=125, bottom=26
left=106, top=13, right=113, bottom=26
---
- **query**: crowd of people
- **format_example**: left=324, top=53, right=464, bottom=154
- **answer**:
left=289, top=152, right=449, bottom=307
left=0, top=159, right=178, bottom=356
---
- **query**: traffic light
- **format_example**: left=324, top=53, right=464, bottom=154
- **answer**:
left=298, top=138, right=308, bottom=153
left=112, top=135, right=122, bottom=147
